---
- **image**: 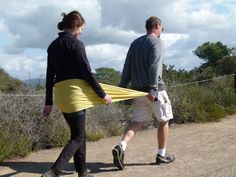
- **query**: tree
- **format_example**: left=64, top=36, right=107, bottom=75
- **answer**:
left=193, top=41, right=231, bottom=67
left=216, top=56, right=236, bottom=75
left=163, top=65, right=191, bottom=86
left=95, top=67, right=121, bottom=86
left=191, top=66, right=216, bottom=81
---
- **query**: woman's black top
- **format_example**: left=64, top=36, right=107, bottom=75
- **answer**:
left=45, top=32, right=106, bottom=105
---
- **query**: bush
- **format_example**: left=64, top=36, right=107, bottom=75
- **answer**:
left=0, top=91, right=133, bottom=162
left=0, top=127, right=30, bottom=162
left=86, top=103, right=127, bottom=138
left=168, top=76, right=236, bottom=123
left=38, top=117, right=69, bottom=149
left=86, top=129, right=105, bottom=142
left=0, top=91, right=71, bottom=162
left=197, top=104, right=226, bottom=122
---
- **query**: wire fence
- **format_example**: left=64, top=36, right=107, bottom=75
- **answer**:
left=166, top=74, right=235, bottom=88
left=0, top=74, right=235, bottom=97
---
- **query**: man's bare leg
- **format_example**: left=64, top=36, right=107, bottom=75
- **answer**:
left=112, top=121, right=145, bottom=170
left=122, top=121, right=146, bottom=143
left=158, top=121, right=169, bottom=150
left=156, top=121, right=175, bottom=164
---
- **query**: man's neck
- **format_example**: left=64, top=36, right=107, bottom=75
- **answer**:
left=147, top=30, right=160, bottom=38
left=147, top=33, right=160, bottom=38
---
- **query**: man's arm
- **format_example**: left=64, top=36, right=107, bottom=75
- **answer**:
left=148, top=39, right=163, bottom=99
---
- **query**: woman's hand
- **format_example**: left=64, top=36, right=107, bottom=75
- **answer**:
left=103, top=95, right=112, bottom=104
left=43, top=105, right=52, bottom=117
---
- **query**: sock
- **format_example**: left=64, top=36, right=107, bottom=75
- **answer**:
left=157, top=148, right=166, bottom=157
left=120, top=141, right=127, bottom=151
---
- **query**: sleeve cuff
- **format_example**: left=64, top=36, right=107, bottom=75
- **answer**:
left=149, top=87, right=158, bottom=98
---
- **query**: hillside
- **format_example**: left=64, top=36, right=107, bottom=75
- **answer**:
left=0, top=68, right=24, bottom=92
left=23, top=78, right=45, bottom=87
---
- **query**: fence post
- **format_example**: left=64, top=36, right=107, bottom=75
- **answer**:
left=234, top=73, right=236, bottom=94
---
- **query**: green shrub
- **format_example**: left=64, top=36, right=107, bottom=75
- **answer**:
left=86, top=129, right=105, bottom=141
left=169, top=86, right=199, bottom=123
left=169, top=77, right=236, bottom=123
left=86, top=103, right=126, bottom=137
left=197, top=104, right=226, bottom=122
left=40, top=118, right=70, bottom=149
left=107, top=123, right=123, bottom=136
left=0, top=128, right=30, bottom=162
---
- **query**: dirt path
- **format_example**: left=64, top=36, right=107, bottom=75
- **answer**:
left=1, top=115, right=236, bottom=177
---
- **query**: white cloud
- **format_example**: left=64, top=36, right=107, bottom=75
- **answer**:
left=82, top=25, right=140, bottom=46
left=0, top=52, right=46, bottom=80
left=0, top=19, right=7, bottom=31
left=0, top=0, right=236, bottom=80
left=175, top=53, right=203, bottom=70
left=162, top=33, right=189, bottom=49
left=86, top=43, right=127, bottom=71
left=188, top=9, right=230, bottom=29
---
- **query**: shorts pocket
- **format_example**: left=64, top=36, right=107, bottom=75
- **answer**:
left=160, top=102, right=173, bottom=119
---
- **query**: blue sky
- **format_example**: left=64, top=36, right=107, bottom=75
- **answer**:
left=0, top=0, right=235, bottom=80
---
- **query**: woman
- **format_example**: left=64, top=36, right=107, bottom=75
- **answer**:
left=42, top=10, right=112, bottom=177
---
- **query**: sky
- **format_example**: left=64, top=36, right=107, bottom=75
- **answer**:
left=0, top=0, right=235, bottom=80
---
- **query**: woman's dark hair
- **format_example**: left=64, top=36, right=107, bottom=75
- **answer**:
left=57, top=10, right=85, bottom=31
left=145, top=16, right=161, bottom=31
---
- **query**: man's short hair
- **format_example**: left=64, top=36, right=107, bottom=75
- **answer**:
left=145, top=16, right=162, bottom=31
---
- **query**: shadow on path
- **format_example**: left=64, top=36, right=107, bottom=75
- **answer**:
left=1, top=162, right=57, bottom=177
left=0, top=161, right=157, bottom=176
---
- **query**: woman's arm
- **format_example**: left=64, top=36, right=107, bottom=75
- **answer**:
left=45, top=54, right=55, bottom=105
left=73, top=40, right=106, bottom=98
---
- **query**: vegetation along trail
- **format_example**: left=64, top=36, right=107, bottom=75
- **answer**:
left=1, top=115, right=236, bottom=177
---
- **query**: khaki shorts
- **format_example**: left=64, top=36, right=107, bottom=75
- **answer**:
left=132, top=90, right=173, bottom=122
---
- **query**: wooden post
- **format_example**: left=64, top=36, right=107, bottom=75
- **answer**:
left=234, top=73, right=236, bottom=94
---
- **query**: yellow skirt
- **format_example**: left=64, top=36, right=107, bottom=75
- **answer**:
left=54, top=79, right=148, bottom=113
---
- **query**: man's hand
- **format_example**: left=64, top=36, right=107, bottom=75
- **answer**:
left=147, top=93, right=156, bottom=102
left=43, top=105, right=52, bottom=117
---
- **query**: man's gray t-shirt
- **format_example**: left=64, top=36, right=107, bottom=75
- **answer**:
left=120, top=34, right=166, bottom=95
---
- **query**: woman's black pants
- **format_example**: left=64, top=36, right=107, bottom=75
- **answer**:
left=52, top=110, right=86, bottom=173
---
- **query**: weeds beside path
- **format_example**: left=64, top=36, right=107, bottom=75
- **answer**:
left=1, top=115, right=236, bottom=177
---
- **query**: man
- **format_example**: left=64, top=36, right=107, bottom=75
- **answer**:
left=112, top=16, right=175, bottom=170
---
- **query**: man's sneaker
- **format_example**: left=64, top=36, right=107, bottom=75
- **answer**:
left=79, top=169, right=94, bottom=177
left=156, top=154, right=175, bottom=164
left=41, top=169, right=60, bottom=177
left=112, top=144, right=125, bottom=170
